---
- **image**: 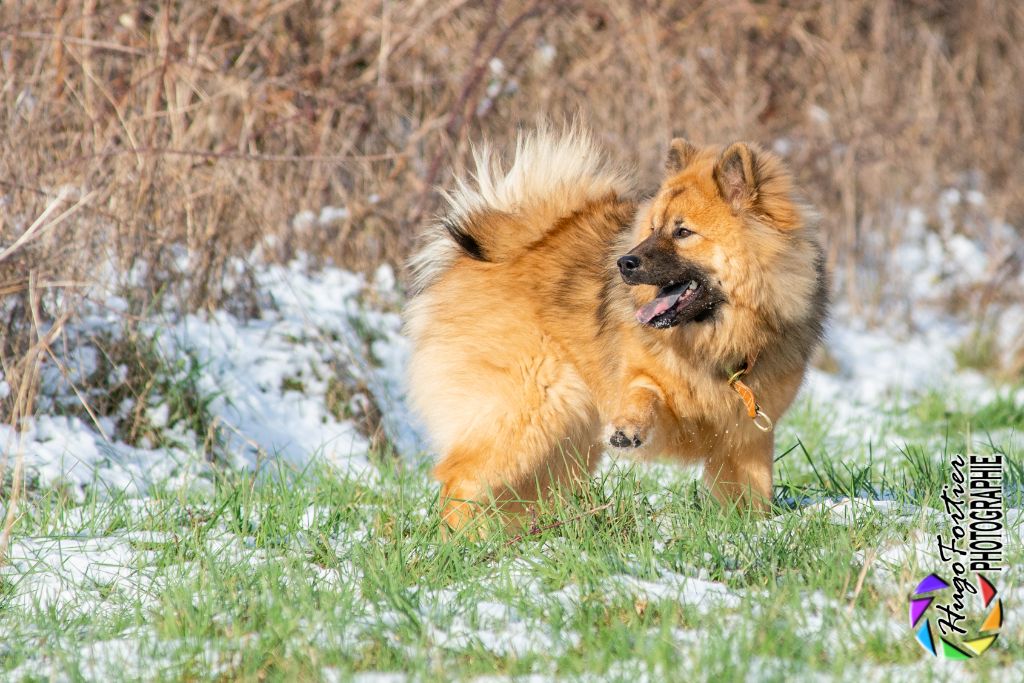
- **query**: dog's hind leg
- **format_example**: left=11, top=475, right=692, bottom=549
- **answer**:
left=430, top=353, right=601, bottom=535
left=436, top=433, right=600, bottom=534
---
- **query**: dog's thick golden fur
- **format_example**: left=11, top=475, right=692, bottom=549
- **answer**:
left=406, top=128, right=827, bottom=531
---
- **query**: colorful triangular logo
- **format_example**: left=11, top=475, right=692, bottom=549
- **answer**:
left=978, top=574, right=997, bottom=607
left=914, top=574, right=949, bottom=595
left=939, top=637, right=973, bottom=660
left=981, top=600, right=1003, bottom=632
left=962, top=635, right=997, bottom=656
left=915, top=621, right=936, bottom=655
left=909, top=597, right=932, bottom=627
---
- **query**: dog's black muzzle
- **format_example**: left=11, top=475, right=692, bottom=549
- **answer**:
left=617, top=234, right=688, bottom=286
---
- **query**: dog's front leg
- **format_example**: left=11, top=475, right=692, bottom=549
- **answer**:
left=604, top=374, right=673, bottom=454
left=702, top=430, right=774, bottom=512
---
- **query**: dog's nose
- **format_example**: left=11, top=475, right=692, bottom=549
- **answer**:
left=617, top=255, right=641, bottom=274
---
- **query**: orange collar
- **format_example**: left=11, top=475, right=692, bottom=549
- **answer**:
left=727, top=354, right=773, bottom=432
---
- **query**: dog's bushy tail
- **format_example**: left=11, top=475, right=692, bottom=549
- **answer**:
left=409, top=125, right=631, bottom=293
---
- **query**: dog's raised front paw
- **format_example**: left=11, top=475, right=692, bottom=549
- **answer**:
left=604, top=419, right=650, bottom=450
left=609, top=429, right=642, bottom=448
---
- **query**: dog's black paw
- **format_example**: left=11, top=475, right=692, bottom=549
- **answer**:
left=609, top=430, right=642, bottom=449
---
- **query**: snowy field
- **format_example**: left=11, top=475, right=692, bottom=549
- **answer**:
left=1, top=199, right=1023, bottom=681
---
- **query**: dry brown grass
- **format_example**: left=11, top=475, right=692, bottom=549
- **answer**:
left=2, top=0, right=1024, bottom=425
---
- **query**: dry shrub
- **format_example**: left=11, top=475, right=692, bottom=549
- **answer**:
left=2, top=0, right=1023, bottom=421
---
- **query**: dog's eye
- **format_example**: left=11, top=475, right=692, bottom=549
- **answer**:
left=673, top=222, right=692, bottom=239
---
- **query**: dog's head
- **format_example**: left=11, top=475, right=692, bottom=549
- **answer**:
left=619, top=138, right=816, bottom=332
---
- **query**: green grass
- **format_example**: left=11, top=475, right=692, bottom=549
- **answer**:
left=2, top=392, right=1023, bottom=681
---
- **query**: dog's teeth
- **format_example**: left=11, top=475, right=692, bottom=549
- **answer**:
left=687, top=281, right=697, bottom=291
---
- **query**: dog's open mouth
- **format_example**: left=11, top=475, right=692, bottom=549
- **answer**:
left=635, top=280, right=703, bottom=328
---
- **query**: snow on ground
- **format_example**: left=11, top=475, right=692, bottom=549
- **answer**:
left=0, top=258, right=420, bottom=499
left=4, top=493, right=1019, bottom=681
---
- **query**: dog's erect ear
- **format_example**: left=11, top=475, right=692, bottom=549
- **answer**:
left=713, top=142, right=759, bottom=210
left=665, top=138, right=699, bottom=174
left=714, top=142, right=801, bottom=228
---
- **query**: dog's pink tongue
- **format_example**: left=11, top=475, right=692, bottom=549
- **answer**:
left=636, top=288, right=684, bottom=324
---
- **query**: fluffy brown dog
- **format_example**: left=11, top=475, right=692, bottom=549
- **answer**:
left=406, top=128, right=827, bottom=531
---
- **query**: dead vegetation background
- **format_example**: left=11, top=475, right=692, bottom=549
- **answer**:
left=2, top=0, right=1024, bottom=449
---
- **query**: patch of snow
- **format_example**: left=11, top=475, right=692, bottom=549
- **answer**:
left=3, top=535, right=161, bottom=616
left=318, top=205, right=350, bottom=224
left=2, top=255, right=424, bottom=499
left=781, top=497, right=940, bottom=528
left=808, top=104, right=830, bottom=124
left=0, top=415, right=203, bottom=501
left=292, top=210, right=316, bottom=232
left=534, top=43, right=556, bottom=69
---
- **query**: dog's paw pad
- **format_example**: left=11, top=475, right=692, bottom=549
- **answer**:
left=609, top=430, right=642, bottom=449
